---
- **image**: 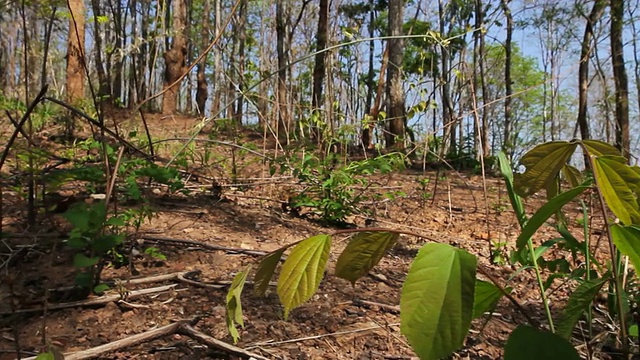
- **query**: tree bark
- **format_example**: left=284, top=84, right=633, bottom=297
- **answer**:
left=276, top=0, right=290, bottom=142
left=162, top=0, right=188, bottom=115
left=385, top=0, right=406, bottom=150
left=577, top=0, right=606, bottom=142
left=474, top=0, right=490, bottom=159
left=311, top=0, right=329, bottom=142
left=196, top=0, right=211, bottom=114
left=500, top=0, right=513, bottom=157
left=611, top=0, right=630, bottom=160
left=66, top=0, right=85, bottom=104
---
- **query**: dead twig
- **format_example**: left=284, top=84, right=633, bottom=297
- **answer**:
left=0, top=284, right=178, bottom=315
left=179, top=323, right=269, bottom=360
left=245, top=323, right=395, bottom=349
left=21, top=318, right=197, bottom=360
left=140, top=235, right=269, bottom=257
left=352, top=298, right=400, bottom=313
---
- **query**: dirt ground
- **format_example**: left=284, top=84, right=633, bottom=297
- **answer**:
left=0, top=113, right=609, bottom=359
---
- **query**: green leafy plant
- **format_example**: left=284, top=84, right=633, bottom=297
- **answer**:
left=278, top=151, right=405, bottom=224
left=223, top=139, right=640, bottom=359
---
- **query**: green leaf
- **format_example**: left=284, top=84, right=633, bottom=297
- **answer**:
left=73, top=253, right=99, bottom=268
left=93, top=283, right=110, bottom=294
left=35, top=352, right=56, bottom=360
left=556, top=275, right=609, bottom=339
left=516, top=186, right=589, bottom=249
left=611, top=225, right=640, bottom=272
left=254, top=248, right=285, bottom=296
left=630, top=324, right=639, bottom=337
left=277, top=235, right=332, bottom=319
left=473, top=280, right=508, bottom=319
left=335, top=232, right=399, bottom=284
left=400, top=243, right=477, bottom=360
left=561, top=164, right=583, bottom=188
left=582, top=140, right=622, bottom=157
left=498, top=152, right=527, bottom=228
left=593, top=156, right=640, bottom=225
left=504, top=325, right=580, bottom=360
left=514, top=141, right=578, bottom=197
left=226, top=266, right=251, bottom=343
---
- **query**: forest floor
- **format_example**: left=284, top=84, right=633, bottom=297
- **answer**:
left=0, top=113, right=610, bottom=359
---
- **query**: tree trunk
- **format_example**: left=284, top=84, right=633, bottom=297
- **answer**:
left=162, top=0, right=188, bottom=115
left=66, top=0, right=85, bottom=104
left=276, top=0, right=290, bottom=142
left=196, top=0, right=211, bottom=114
left=611, top=0, right=630, bottom=160
left=500, top=0, right=513, bottom=157
left=474, top=0, right=490, bottom=159
left=311, top=0, right=329, bottom=142
left=92, top=0, right=111, bottom=102
left=438, top=0, right=454, bottom=155
left=385, top=0, right=406, bottom=150
left=232, top=0, right=248, bottom=125
left=577, top=0, right=605, bottom=142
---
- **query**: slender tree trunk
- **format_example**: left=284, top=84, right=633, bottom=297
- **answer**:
left=162, top=0, right=188, bottom=115
left=475, top=0, right=490, bottom=158
left=310, top=0, right=329, bottom=142
left=501, top=0, right=513, bottom=157
left=276, top=0, right=290, bottom=142
left=385, top=0, right=406, bottom=150
left=577, top=0, right=605, bottom=142
left=362, top=0, right=377, bottom=150
left=92, top=0, right=111, bottom=101
left=66, top=0, right=85, bottom=104
left=196, top=0, right=210, bottom=114
left=438, top=0, right=454, bottom=155
left=232, top=0, right=247, bottom=125
left=611, top=0, right=630, bottom=159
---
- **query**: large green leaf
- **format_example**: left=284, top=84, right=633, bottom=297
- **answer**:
left=473, top=280, right=507, bottom=319
left=277, top=234, right=332, bottom=319
left=498, top=151, right=527, bottom=228
left=335, top=231, right=399, bottom=284
left=611, top=225, right=640, bottom=272
left=516, top=186, right=589, bottom=249
left=556, top=275, right=609, bottom=339
left=400, top=243, right=477, bottom=360
left=253, top=248, right=285, bottom=296
left=514, top=141, right=578, bottom=197
left=582, top=139, right=622, bottom=157
left=504, top=325, right=580, bottom=360
left=226, top=266, right=250, bottom=343
left=593, top=156, right=640, bottom=225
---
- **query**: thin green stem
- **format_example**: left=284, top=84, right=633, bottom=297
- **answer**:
left=526, top=237, right=555, bottom=332
left=587, top=155, right=629, bottom=357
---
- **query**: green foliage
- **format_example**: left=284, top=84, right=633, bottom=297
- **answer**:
left=473, top=280, right=508, bottom=319
left=556, top=275, right=609, bottom=339
left=224, top=138, right=640, bottom=359
left=277, top=235, right=332, bottom=319
left=504, top=325, right=580, bottom=360
left=227, top=266, right=250, bottom=344
left=400, top=243, right=477, bottom=360
left=280, top=151, right=405, bottom=224
left=335, top=232, right=399, bottom=284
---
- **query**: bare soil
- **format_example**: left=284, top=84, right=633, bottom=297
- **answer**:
left=0, top=113, right=607, bottom=359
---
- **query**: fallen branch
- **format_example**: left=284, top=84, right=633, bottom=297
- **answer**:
left=0, top=284, right=177, bottom=315
left=21, top=319, right=192, bottom=360
left=245, top=323, right=395, bottom=349
left=140, top=235, right=269, bottom=257
left=48, top=270, right=198, bottom=293
left=179, top=324, right=269, bottom=360
left=352, top=298, right=400, bottom=313
left=20, top=319, right=268, bottom=360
